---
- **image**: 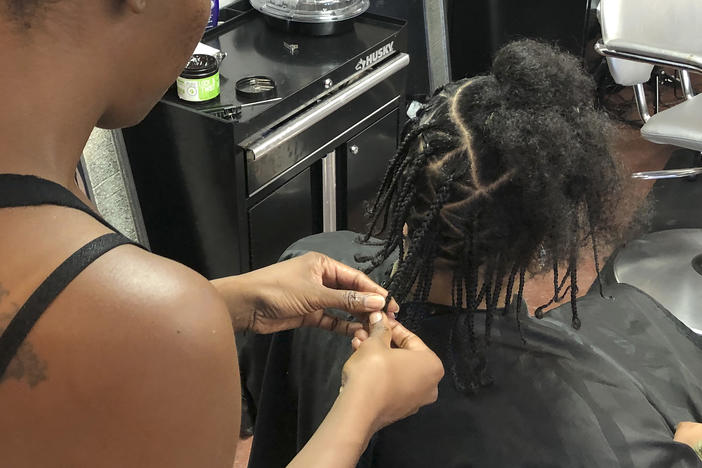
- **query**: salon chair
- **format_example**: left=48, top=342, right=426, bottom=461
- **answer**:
left=596, top=0, right=702, bottom=180
left=594, top=0, right=702, bottom=334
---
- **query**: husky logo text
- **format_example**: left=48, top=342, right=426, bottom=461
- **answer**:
left=355, top=41, right=395, bottom=71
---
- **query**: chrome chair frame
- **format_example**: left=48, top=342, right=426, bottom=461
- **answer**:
left=595, top=42, right=702, bottom=180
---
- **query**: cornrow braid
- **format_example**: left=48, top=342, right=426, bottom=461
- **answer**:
left=534, top=264, right=572, bottom=319
left=590, top=230, right=611, bottom=300
left=552, top=261, right=560, bottom=302
left=465, top=229, right=479, bottom=355
left=485, top=261, right=506, bottom=344
left=388, top=177, right=455, bottom=303
left=483, top=260, right=496, bottom=313
left=570, top=263, right=581, bottom=330
left=355, top=147, right=433, bottom=268
left=363, top=124, right=432, bottom=240
left=502, top=263, right=520, bottom=317
left=514, top=265, right=527, bottom=345
left=474, top=281, right=488, bottom=308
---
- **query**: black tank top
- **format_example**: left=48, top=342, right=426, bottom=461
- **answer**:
left=0, top=174, right=142, bottom=378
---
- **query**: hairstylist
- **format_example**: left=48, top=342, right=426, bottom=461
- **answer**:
left=0, top=1, right=443, bottom=467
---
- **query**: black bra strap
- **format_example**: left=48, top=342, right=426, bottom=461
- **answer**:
left=0, top=174, right=119, bottom=233
left=0, top=233, right=135, bottom=376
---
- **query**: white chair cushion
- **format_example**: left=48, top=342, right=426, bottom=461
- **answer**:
left=600, top=0, right=702, bottom=69
left=641, top=94, right=702, bottom=151
left=606, top=57, right=653, bottom=86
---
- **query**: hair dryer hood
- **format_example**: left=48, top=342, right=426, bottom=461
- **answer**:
left=250, top=0, right=370, bottom=23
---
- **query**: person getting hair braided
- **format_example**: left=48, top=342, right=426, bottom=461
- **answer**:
left=356, top=39, right=629, bottom=390
left=241, top=39, right=702, bottom=468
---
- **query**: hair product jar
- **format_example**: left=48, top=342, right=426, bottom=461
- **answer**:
left=177, top=54, right=221, bottom=103
left=207, top=0, right=220, bottom=29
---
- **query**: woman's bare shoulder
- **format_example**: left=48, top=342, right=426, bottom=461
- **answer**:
left=0, top=240, right=240, bottom=468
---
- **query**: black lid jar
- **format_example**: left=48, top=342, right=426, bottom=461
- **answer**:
left=176, top=54, right=221, bottom=102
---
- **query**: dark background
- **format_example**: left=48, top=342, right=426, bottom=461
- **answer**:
left=370, top=0, right=595, bottom=93
left=446, top=0, right=593, bottom=79
left=368, top=0, right=431, bottom=96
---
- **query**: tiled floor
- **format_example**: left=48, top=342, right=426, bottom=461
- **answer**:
left=232, top=77, right=691, bottom=467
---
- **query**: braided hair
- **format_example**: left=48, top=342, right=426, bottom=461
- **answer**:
left=357, top=40, right=630, bottom=392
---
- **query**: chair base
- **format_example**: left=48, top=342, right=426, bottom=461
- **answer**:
left=614, top=228, right=702, bottom=334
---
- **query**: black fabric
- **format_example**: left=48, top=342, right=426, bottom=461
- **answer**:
left=242, top=231, right=702, bottom=468
left=0, top=174, right=120, bottom=233
left=0, top=174, right=140, bottom=379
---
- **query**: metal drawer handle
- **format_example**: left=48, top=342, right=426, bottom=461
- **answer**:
left=244, top=53, right=410, bottom=161
left=322, top=151, right=337, bottom=233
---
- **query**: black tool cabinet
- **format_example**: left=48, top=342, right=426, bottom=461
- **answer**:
left=122, top=8, right=407, bottom=279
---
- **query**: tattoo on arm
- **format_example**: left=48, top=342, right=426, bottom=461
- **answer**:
left=0, top=296, right=49, bottom=388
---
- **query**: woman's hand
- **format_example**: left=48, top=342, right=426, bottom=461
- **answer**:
left=342, top=311, right=444, bottom=432
left=288, top=312, right=443, bottom=468
left=674, top=422, right=702, bottom=458
left=211, top=252, right=399, bottom=335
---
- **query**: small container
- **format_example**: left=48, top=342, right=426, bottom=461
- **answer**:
left=235, top=76, right=278, bottom=101
left=207, top=0, right=220, bottom=29
left=250, top=0, right=369, bottom=35
left=176, top=54, right=221, bottom=103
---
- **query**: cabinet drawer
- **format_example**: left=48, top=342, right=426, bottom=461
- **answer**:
left=242, top=53, right=409, bottom=196
left=248, top=165, right=322, bottom=269
left=342, top=109, right=399, bottom=234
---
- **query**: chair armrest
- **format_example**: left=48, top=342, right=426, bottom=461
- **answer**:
left=595, top=40, right=702, bottom=75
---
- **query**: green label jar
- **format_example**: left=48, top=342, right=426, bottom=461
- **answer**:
left=177, top=54, right=221, bottom=103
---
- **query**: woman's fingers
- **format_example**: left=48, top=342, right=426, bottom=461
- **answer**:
left=351, top=328, right=368, bottom=350
left=314, top=254, right=400, bottom=314
left=367, top=312, right=393, bottom=347
left=310, top=286, right=388, bottom=315
left=352, top=319, right=429, bottom=351
left=355, top=328, right=369, bottom=341
left=391, top=322, right=430, bottom=351
left=351, top=337, right=362, bottom=350
left=303, top=312, right=364, bottom=337
left=317, top=253, right=386, bottom=294
left=674, top=421, right=702, bottom=446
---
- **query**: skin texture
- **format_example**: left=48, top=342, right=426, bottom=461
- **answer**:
left=675, top=422, right=702, bottom=456
left=0, top=206, right=241, bottom=467
left=0, top=2, right=242, bottom=466
left=0, top=1, right=442, bottom=466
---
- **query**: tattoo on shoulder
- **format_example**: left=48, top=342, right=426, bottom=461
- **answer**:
left=0, top=306, right=48, bottom=388
left=0, top=284, right=8, bottom=303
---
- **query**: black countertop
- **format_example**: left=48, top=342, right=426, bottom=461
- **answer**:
left=161, top=9, right=406, bottom=140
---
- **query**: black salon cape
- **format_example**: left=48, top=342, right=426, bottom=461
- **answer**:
left=239, top=231, right=702, bottom=468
